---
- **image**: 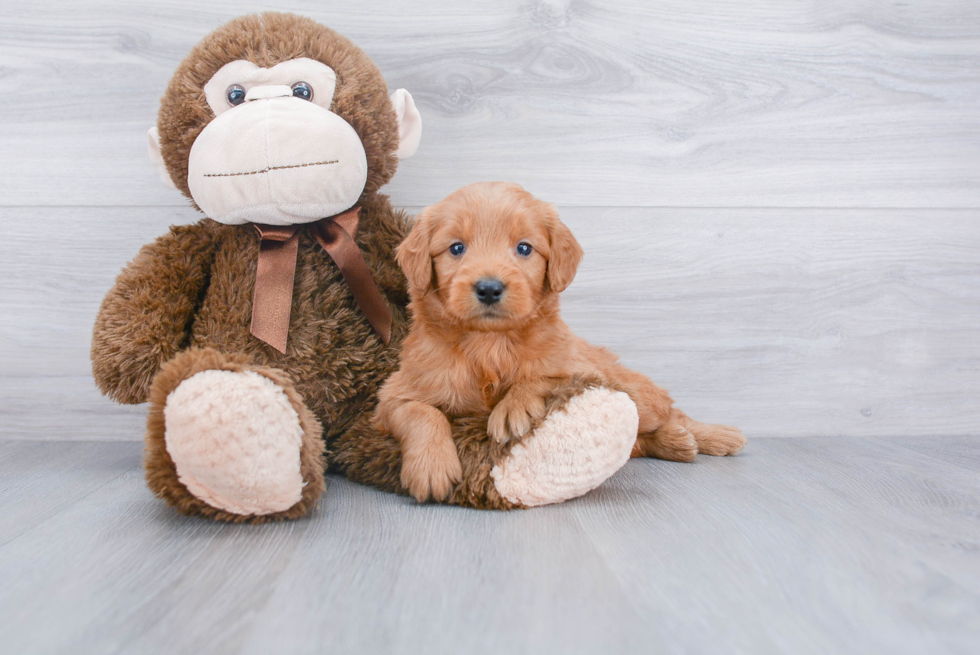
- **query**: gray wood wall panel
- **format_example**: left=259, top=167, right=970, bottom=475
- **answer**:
left=2, top=206, right=977, bottom=440
left=0, top=0, right=978, bottom=207
left=0, top=2, right=977, bottom=441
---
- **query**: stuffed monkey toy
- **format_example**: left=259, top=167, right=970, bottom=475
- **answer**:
left=91, top=12, right=638, bottom=522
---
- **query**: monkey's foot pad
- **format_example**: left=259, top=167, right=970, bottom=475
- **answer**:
left=164, top=369, right=306, bottom=515
left=491, top=387, right=638, bottom=506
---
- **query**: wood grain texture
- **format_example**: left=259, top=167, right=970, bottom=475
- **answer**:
left=2, top=205, right=977, bottom=440
left=0, top=5, right=976, bottom=653
left=0, top=440, right=141, bottom=546
left=0, top=437, right=976, bottom=654
left=0, top=0, right=977, bottom=207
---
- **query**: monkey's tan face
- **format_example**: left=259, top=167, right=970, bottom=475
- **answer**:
left=184, top=58, right=367, bottom=226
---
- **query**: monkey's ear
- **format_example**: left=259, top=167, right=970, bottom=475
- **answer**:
left=390, top=89, right=422, bottom=159
left=396, top=210, right=433, bottom=295
left=147, top=127, right=177, bottom=190
left=546, top=210, right=584, bottom=293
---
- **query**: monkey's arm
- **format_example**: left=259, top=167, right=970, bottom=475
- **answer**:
left=91, top=221, right=219, bottom=404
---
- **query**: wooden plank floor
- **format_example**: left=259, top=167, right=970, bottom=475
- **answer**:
left=0, top=437, right=977, bottom=654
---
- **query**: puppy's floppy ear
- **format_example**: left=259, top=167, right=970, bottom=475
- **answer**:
left=397, top=210, right=433, bottom=294
left=545, top=207, right=583, bottom=293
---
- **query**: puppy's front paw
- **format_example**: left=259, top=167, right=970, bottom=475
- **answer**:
left=400, top=438, right=463, bottom=503
left=488, top=393, right=547, bottom=444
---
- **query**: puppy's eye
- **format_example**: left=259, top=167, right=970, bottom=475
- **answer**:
left=449, top=242, right=466, bottom=256
left=226, top=84, right=246, bottom=106
left=516, top=242, right=533, bottom=257
left=291, top=81, right=313, bottom=101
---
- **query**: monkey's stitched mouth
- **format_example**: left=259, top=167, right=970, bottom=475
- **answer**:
left=203, top=159, right=339, bottom=178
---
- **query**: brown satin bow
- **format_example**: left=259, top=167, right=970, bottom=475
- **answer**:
left=250, top=206, right=392, bottom=353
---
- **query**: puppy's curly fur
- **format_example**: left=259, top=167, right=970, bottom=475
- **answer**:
left=375, top=182, right=747, bottom=502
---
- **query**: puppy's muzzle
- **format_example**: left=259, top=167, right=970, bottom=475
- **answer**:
left=474, top=278, right=505, bottom=305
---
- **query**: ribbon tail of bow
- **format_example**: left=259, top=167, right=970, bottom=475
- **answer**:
left=250, top=208, right=393, bottom=353
left=314, top=207, right=393, bottom=344
left=251, top=224, right=300, bottom=354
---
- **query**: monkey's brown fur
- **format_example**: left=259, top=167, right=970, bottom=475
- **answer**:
left=91, top=13, right=524, bottom=520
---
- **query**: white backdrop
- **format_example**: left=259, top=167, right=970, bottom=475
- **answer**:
left=1, top=0, right=978, bottom=440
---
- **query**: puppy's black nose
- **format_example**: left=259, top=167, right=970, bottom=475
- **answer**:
left=474, top=278, right=505, bottom=305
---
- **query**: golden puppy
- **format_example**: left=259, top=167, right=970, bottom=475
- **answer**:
left=375, top=182, right=746, bottom=502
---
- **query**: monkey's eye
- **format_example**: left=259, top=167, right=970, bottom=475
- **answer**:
left=449, top=242, right=466, bottom=257
left=516, top=242, right=533, bottom=257
left=291, top=81, right=313, bottom=101
left=226, top=85, right=246, bottom=106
